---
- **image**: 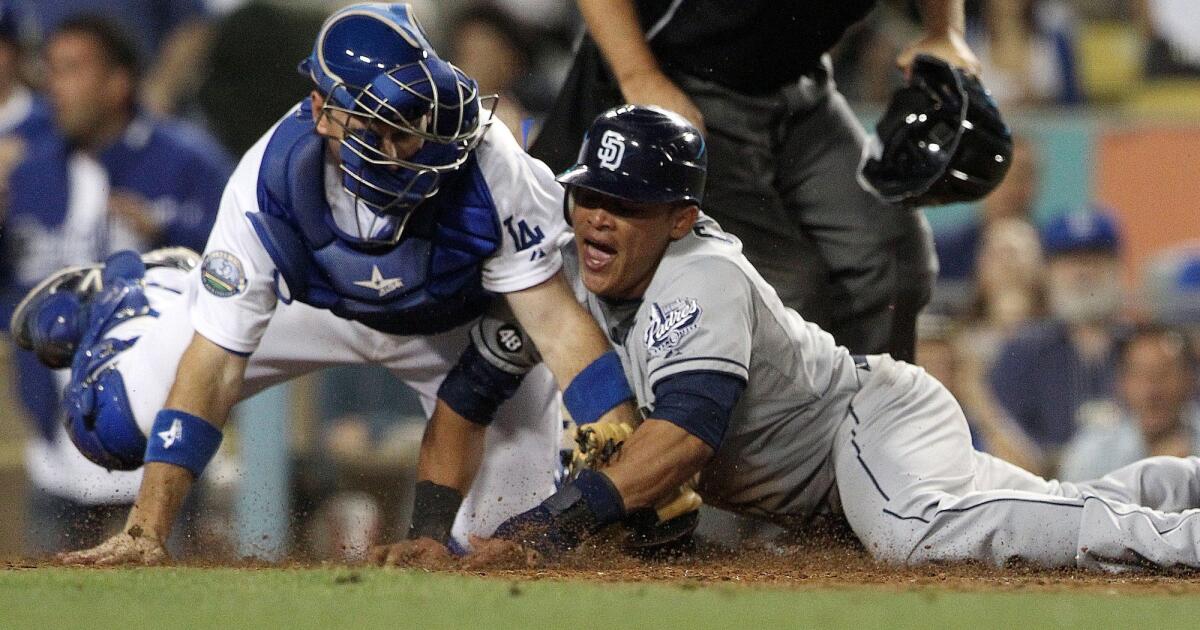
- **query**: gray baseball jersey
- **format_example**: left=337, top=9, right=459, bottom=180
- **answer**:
left=563, top=215, right=859, bottom=527
left=562, top=215, right=1200, bottom=571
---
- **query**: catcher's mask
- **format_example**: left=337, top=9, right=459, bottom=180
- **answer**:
left=299, top=3, right=494, bottom=245
left=557, top=104, right=706, bottom=223
left=859, top=55, right=1013, bottom=207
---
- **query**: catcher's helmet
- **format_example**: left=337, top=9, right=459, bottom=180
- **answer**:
left=859, top=55, right=1013, bottom=207
left=299, top=3, right=490, bottom=242
left=557, top=105, right=706, bottom=209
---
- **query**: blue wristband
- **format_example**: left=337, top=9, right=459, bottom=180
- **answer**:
left=493, top=468, right=626, bottom=556
left=563, top=351, right=634, bottom=425
left=143, top=409, right=224, bottom=478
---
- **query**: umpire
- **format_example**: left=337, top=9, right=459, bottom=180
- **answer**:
left=531, top=0, right=981, bottom=361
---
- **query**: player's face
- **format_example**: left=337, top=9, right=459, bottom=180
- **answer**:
left=311, top=91, right=425, bottom=165
left=46, top=32, right=132, bottom=143
left=570, top=188, right=698, bottom=300
left=1120, top=335, right=1194, bottom=437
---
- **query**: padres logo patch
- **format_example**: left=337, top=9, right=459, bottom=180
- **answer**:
left=201, top=251, right=247, bottom=298
left=644, top=297, right=702, bottom=356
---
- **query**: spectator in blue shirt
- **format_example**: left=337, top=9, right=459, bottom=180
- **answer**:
left=27, top=0, right=214, bottom=116
left=0, top=0, right=52, bottom=190
left=988, top=209, right=1126, bottom=473
left=1059, top=325, right=1200, bottom=481
left=0, top=15, right=231, bottom=555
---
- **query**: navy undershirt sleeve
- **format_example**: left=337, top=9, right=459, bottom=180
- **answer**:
left=649, top=371, right=746, bottom=451
left=437, top=344, right=526, bottom=426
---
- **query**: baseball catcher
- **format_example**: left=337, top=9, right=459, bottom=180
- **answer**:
left=12, top=3, right=641, bottom=565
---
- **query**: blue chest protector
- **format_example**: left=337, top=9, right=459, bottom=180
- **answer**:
left=249, top=101, right=501, bottom=335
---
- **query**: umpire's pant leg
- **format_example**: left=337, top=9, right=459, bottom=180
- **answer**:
left=776, top=83, right=936, bottom=359
left=674, top=73, right=832, bottom=329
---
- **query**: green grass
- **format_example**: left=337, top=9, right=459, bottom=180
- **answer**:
left=1, top=568, right=1198, bottom=629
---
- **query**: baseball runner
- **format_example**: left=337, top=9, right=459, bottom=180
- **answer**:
left=472, top=106, right=1200, bottom=572
left=12, top=3, right=640, bottom=565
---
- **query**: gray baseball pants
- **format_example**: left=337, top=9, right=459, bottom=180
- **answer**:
left=835, top=355, right=1200, bottom=571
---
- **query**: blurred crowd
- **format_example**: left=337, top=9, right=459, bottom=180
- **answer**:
left=0, top=0, right=1198, bottom=561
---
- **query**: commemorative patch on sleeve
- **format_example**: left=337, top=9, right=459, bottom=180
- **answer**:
left=200, top=250, right=247, bottom=298
left=644, top=297, right=702, bottom=356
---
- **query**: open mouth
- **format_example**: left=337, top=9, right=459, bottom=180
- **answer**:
left=582, top=238, right=617, bottom=271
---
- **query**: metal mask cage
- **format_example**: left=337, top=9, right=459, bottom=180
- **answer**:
left=317, top=79, right=498, bottom=245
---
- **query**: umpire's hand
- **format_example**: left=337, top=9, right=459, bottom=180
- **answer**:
left=617, top=69, right=706, bottom=135
left=897, top=30, right=982, bottom=77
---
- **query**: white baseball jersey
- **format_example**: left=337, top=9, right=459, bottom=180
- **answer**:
left=193, top=110, right=565, bottom=354
left=91, top=115, right=570, bottom=543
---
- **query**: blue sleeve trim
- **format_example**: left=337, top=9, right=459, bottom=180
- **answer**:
left=649, top=371, right=746, bottom=451
left=143, top=408, right=224, bottom=478
left=438, top=344, right=526, bottom=426
left=563, top=351, right=634, bottom=425
left=648, top=355, right=749, bottom=380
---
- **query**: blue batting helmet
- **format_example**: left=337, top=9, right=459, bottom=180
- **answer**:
left=299, top=3, right=489, bottom=242
left=557, top=105, right=706, bottom=210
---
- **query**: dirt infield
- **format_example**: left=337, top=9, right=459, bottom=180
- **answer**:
left=8, top=530, right=1200, bottom=595
left=451, top=534, right=1200, bottom=595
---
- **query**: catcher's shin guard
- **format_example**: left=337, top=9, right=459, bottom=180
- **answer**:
left=10, top=248, right=199, bottom=368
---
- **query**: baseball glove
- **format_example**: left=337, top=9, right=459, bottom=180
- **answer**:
left=568, top=419, right=702, bottom=554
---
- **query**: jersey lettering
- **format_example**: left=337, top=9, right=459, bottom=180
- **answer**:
left=504, top=216, right=545, bottom=252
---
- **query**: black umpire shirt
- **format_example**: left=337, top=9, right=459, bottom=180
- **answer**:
left=637, top=0, right=878, bottom=95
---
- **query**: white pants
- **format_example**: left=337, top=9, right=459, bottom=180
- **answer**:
left=110, top=268, right=561, bottom=546
left=833, top=355, right=1200, bottom=571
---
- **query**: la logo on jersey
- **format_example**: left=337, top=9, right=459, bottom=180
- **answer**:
left=597, top=130, right=626, bottom=171
left=158, top=419, right=184, bottom=449
left=644, top=297, right=702, bottom=356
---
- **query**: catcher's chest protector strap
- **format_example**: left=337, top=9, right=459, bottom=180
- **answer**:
left=250, top=100, right=503, bottom=335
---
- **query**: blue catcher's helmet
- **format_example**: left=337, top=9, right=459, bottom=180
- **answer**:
left=557, top=105, right=706, bottom=213
left=299, top=3, right=490, bottom=243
